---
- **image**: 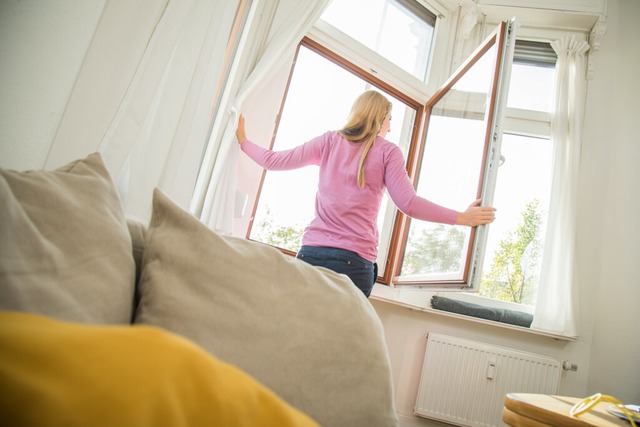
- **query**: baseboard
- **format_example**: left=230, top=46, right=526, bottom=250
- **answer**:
left=398, top=412, right=452, bottom=427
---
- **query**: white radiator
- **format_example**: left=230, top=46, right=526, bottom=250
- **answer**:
left=415, top=333, right=562, bottom=427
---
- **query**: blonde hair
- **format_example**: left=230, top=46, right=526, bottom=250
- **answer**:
left=339, top=90, right=392, bottom=188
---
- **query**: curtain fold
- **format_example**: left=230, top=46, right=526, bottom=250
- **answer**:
left=531, top=36, right=589, bottom=336
left=97, top=0, right=239, bottom=220
left=196, top=0, right=332, bottom=234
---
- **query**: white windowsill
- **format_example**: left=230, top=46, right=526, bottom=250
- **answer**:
left=370, top=284, right=577, bottom=342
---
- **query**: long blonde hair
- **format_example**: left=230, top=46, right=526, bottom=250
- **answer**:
left=339, top=90, right=392, bottom=188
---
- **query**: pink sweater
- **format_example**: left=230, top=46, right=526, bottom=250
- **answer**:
left=240, top=131, right=458, bottom=262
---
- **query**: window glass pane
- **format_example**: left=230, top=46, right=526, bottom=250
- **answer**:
left=249, top=45, right=416, bottom=254
left=320, top=0, right=435, bottom=81
left=478, top=133, right=552, bottom=304
left=399, top=43, right=499, bottom=281
left=507, top=62, right=555, bottom=112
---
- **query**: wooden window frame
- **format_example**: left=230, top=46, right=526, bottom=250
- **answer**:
left=247, top=21, right=515, bottom=291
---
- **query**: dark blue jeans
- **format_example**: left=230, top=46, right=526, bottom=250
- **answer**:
left=296, top=246, right=377, bottom=298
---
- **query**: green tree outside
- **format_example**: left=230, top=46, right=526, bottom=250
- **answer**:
left=479, top=199, right=543, bottom=304
left=251, top=206, right=304, bottom=252
left=401, top=224, right=466, bottom=275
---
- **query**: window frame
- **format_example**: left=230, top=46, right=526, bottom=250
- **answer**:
left=246, top=17, right=517, bottom=292
left=388, top=20, right=516, bottom=289
left=245, top=36, right=426, bottom=251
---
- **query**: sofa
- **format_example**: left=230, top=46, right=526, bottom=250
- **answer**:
left=0, top=153, right=400, bottom=427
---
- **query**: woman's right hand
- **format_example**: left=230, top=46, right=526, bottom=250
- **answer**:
left=236, top=114, right=246, bottom=144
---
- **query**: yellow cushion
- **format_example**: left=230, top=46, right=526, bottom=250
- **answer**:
left=0, top=312, right=319, bottom=427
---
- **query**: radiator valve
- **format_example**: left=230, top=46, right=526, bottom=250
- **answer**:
left=562, top=360, right=578, bottom=372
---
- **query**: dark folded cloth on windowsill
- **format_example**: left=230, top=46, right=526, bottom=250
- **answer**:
left=430, top=296, right=533, bottom=328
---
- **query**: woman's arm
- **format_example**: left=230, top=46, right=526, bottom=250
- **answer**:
left=236, top=114, right=324, bottom=171
left=384, top=145, right=495, bottom=227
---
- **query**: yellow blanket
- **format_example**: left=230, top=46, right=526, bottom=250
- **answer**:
left=0, top=312, right=319, bottom=427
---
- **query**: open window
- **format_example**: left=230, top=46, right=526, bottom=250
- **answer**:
left=246, top=18, right=517, bottom=293
left=392, top=20, right=516, bottom=290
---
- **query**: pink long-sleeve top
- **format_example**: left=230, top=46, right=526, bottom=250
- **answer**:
left=240, top=131, right=458, bottom=262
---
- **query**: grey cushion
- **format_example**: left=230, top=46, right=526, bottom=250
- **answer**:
left=431, top=295, right=533, bottom=327
left=0, top=153, right=136, bottom=324
left=126, top=219, right=147, bottom=289
left=134, top=188, right=399, bottom=427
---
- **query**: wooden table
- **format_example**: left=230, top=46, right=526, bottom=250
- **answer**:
left=503, top=393, right=632, bottom=426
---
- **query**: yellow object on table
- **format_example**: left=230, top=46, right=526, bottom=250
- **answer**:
left=503, top=393, right=634, bottom=427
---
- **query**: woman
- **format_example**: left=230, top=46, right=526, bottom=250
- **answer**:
left=236, top=90, right=496, bottom=297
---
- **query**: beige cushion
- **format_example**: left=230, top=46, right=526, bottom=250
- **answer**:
left=0, top=153, right=135, bottom=324
left=134, top=189, right=399, bottom=427
left=126, top=218, right=147, bottom=288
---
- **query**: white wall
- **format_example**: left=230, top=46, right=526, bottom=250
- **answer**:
left=0, top=0, right=105, bottom=170
left=580, top=0, right=640, bottom=400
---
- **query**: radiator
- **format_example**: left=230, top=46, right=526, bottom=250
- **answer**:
left=415, top=333, right=562, bottom=427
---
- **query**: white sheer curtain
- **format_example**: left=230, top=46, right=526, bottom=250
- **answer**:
left=531, top=36, right=589, bottom=336
left=97, top=0, right=240, bottom=221
left=193, top=0, right=332, bottom=234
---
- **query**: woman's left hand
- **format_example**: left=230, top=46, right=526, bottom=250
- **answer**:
left=236, top=114, right=247, bottom=144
